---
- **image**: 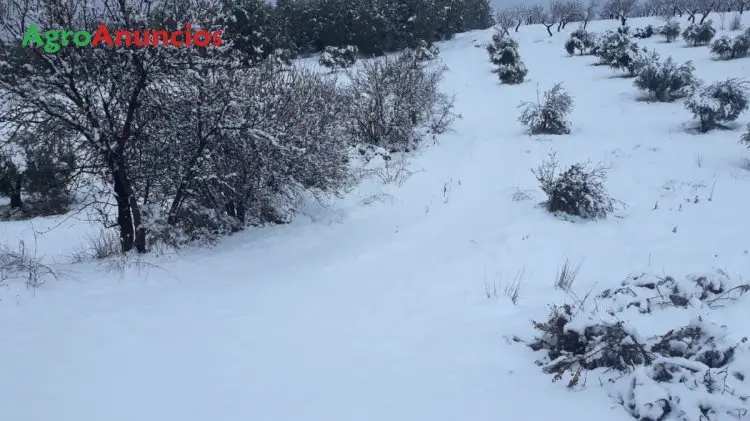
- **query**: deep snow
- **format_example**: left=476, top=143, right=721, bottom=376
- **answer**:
left=2, top=13, right=750, bottom=421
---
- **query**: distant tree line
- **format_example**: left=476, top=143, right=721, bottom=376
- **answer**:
left=225, top=0, right=495, bottom=62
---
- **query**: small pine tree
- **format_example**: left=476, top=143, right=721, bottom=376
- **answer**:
left=595, top=31, right=637, bottom=68
left=685, top=79, right=750, bottom=132
left=633, top=56, right=698, bottom=102
left=406, top=40, right=440, bottom=61
left=532, top=152, right=614, bottom=219
left=0, top=138, right=75, bottom=216
left=486, top=31, right=527, bottom=84
left=608, top=43, right=647, bottom=76
left=682, top=21, right=716, bottom=46
left=634, top=25, right=654, bottom=38
left=659, top=20, right=681, bottom=42
left=319, top=45, right=358, bottom=70
left=518, top=83, right=574, bottom=135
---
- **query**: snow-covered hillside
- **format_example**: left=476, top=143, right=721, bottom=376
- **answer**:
left=3, top=14, right=750, bottom=421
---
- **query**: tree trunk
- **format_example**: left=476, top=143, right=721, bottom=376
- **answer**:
left=699, top=9, right=711, bottom=24
left=108, top=151, right=146, bottom=253
left=9, top=174, right=23, bottom=208
left=515, top=20, right=522, bottom=31
left=544, top=23, right=554, bottom=36
left=583, top=18, right=589, bottom=30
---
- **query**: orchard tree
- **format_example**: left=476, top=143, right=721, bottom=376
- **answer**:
left=602, top=0, right=637, bottom=24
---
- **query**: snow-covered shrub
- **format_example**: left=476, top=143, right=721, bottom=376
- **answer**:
left=267, top=48, right=294, bottom=67
left=633, top=56, right=698, bottom=102
left=405, top=40, right=440, bottom=61
left=682, top=21, right=716, bottom=46
left=529, top=269, right=750, bottom=421
left=633, top=24, right=654, bottom=38
left=318, top=45, right=358, bottom=70
left=532, top=153, right=614, bottom=219
left=518, top=83, right=574, bottom=135
left=343, top=53, right=456, bottom=152
left=630, top=48, right=660, bottom=76
left=146, top=64, right=356, bottom=244
left=710, top=34, right=750, bottom=60
left=659, top=19, right=681, bottom=42
left=610, top=44, right=650, bottom=76
left=566, top=30, right=596, bottom=56
left=594, top=31, right=639, bottom=71
left=0, top=135, right=75, bottom=217
left=685, top=79, right=750, bottom=132
left=486, top=31, right=527, bottom=84
left=565, top=37, right=584, bottom=55
left=617, top=25, right=630, bottom=35
left=571, top=29, right=596, bottom=51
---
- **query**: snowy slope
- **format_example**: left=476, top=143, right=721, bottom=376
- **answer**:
left=2, top=14, right=750, bottom=421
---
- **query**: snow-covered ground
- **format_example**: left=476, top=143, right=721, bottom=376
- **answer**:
left=2, top=14, right=750, bottom=421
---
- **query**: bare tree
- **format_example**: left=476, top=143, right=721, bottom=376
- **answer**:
left=531, top=5, right=558, bottom=36
left=583, top=0, right=600, bottom=29
left=512, top=5, right=530, bottom=32
left=0, top=0, right=204, bottom=252
left=527, top=4, right=547, bottom=24
left=602, top=0, right=636, bottom=24
left=552, top=1, right=586, bottom=31
left=495, top=8, right=515, bottom=35
left=697, top=0, right=718, bottom=23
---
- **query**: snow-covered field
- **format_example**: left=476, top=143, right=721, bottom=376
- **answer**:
left=3, top=14, right=750, bottom=421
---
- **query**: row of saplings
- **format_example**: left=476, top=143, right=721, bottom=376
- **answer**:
left=317, top=41, right=440, bottom=71
left=562, top=23, right=750, bottom=134
left=566, top=20, right=750, bottom=61
left=484, top=29, right=750, bottom=221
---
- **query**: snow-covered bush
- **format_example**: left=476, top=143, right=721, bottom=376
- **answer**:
left=630, top=48, right=661, bottom=76
left=0, top=134, right=75, bottom=217
left=267, top=48, right=294, bottom=67
left=617, top=25, right=630, bottom=35
left=594, top=31, right=639, bottom=72
left=610, top=44, right=651, bottom=76
left=571, top=29, right=596, bottom=51
left=486, top=31, right=527, bottom=84
left=319, top=45, right=358, bottom=70
left=565, top=37, right=584, bottom=55
left=518, top=83, right=574, bottom=135
left=710, top=34, right=750, bottom=60
left=685, top=79, right=750, bottom=132
left=529, top=269, right=750, bottom=421
left=343, top=53, right=456, bottom=152
left=659, top=19, right=681, bottom=42
left=633, top=56, right=698, bottom=102
left=633, top=24, right=654, bottom=38
left=532, top=153, right=614, bottom=219
left=566, top=30, right=596, bottom=56
left=405, top=40, right=440, bottom=61
left=682, top=21, right=716, bottom=46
